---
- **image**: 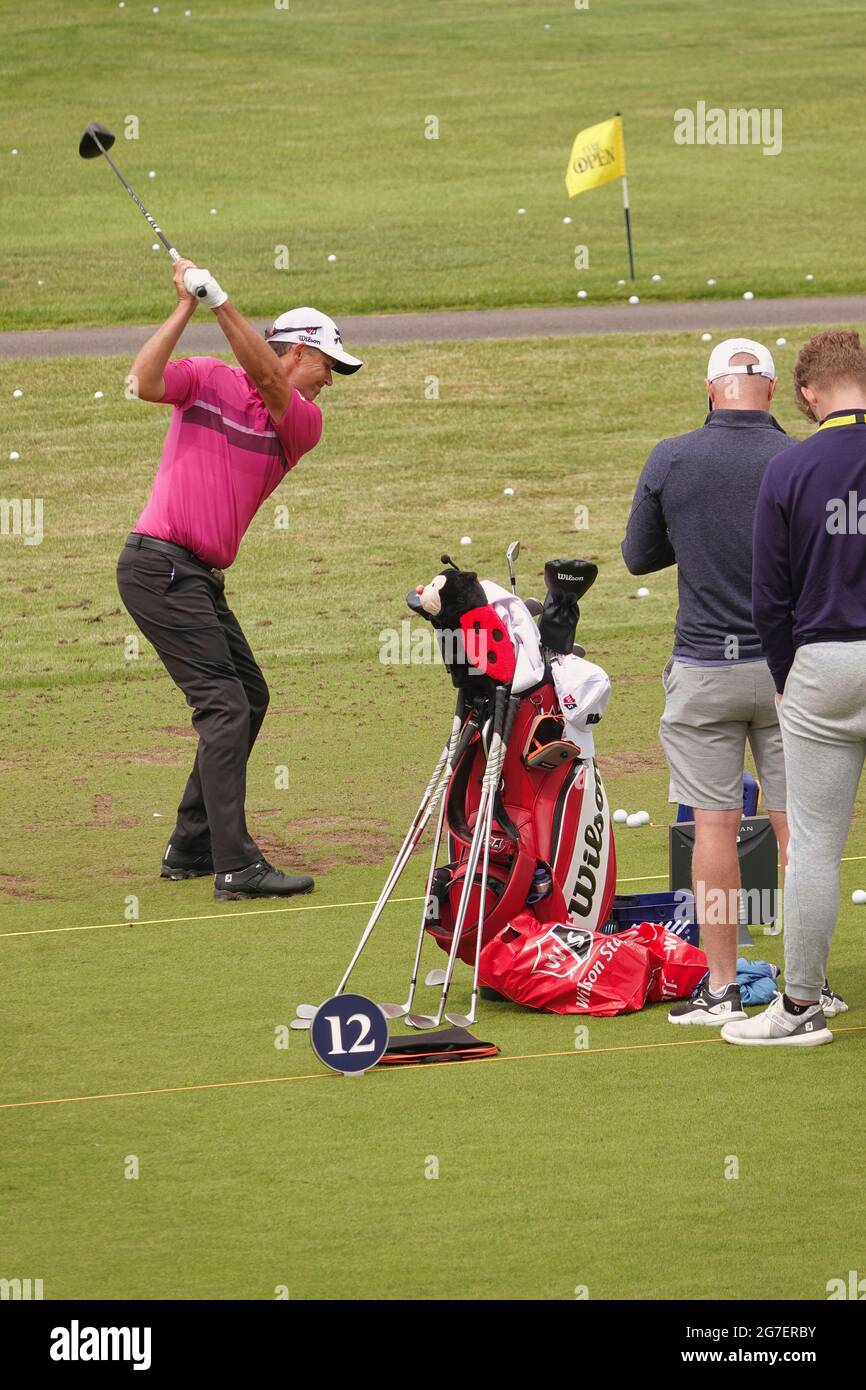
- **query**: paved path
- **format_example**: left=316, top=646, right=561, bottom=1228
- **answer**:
left=1, top=294, right=865, bottom=359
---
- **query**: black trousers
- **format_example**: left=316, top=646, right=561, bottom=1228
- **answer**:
left=116, top=544, right=268, bottom=873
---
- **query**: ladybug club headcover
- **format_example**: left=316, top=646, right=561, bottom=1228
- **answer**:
left=478, top=914, right=707, bottom=1016
left=459, top=606, right=517, bottom=683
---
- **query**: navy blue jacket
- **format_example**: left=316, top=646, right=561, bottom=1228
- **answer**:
left=622, top=409, right=787, bottom=661
left=752, top=411, right=866, bottom=691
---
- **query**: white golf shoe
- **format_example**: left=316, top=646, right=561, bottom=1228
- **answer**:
left=721, top=993, right=832, bottom=1047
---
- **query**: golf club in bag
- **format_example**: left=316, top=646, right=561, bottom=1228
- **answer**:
left=292, top=545, right=616, bottom=1032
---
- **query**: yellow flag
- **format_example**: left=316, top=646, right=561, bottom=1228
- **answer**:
left=565, top=116, right=626, bottom=198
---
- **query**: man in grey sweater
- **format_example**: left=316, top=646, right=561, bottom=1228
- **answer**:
left=621, top=338, right=790, bottom=1024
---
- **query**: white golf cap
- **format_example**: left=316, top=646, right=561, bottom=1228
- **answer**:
left=706, top=337, right=775, bottom=382
left=550, top=653, right=611, bottom=759
left=265, top=306, right=363, bottom=375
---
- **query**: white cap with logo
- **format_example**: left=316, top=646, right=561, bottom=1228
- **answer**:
left=265, top=306, right=363, bottom=375
left=550, top=653, right=611, bottom=759
left=706, top=337, right=775, bottom=382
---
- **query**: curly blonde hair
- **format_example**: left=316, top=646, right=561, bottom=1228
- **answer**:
left=793, top=331, right=866, bottom=418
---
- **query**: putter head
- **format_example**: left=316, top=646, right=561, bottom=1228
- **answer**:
left=79, top=122, right=115, bottom=159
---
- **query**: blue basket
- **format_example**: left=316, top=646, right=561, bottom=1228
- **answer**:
left=601, top=891, right=699, bottom=947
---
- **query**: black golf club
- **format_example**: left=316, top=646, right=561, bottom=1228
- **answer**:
left=78, top=122, right=207, bottom=296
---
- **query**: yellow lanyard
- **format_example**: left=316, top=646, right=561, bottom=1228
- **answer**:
left=818, top=413, right=866, bottom=429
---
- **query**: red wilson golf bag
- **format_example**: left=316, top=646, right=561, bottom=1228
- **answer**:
left=425, top=680, right=617, bottom=965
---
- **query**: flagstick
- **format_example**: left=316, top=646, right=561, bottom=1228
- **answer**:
left=621, top=175, right=635, bottom=281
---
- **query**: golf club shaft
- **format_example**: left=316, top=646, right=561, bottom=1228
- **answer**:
left=334, top=737, right=454, bottom=995
left=425, top=686, right=508, bottom=1025
left=92, top=132, right=181, bottom=260
left=454, top=691, right=520, bottom=1022
left=394, top=711, right=465, bottom=1012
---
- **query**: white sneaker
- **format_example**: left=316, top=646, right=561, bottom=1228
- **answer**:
left=721, top=993, right=832, bottom=1047
left=821, top=980, right=848, bottom=1017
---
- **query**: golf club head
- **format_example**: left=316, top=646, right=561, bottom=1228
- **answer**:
left=79, top=122, right=115, bottom=159
left=445, top=1011, right=475, bottom=1028
left=290, top=1018, right=312, bottom=1031
left=295, top=1003, right=318, bottom=1019
left=424, top=968, right=447, bottom=987
left=525, top=597, right=543, bottom=617
left=379, top=1002, right=409, bottom=1019
left=406, top=1012, right=438, bottom=1029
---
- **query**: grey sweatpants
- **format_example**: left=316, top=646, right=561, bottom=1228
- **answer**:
left=780, top=641, right=866, bottom=998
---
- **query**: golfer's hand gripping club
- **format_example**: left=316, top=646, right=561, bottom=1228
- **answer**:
left=183, top=266, right=228, bottom=309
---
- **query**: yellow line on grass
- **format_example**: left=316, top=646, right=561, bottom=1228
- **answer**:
left=3, top=1027, right=865, bottom=1113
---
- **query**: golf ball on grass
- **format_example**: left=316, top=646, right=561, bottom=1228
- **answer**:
left=701, top=333, right=712, bottom=342
left=11, top=148, right=19, bottom=156
left=148, top=170, right=156, bottom=179
left=517, top=207, right=526, bottom=215
left=151, top=243, right=160, bottom=252
left=210, top=208, right=217, bottom=215
left=628, top=295, right=640, bottom=305
left=805, top=273, right=814, bottom=282
left=577, top=290, right=587, bottom=299
left=503, top=487, right=514, bottom=496
left=460, top=535, right=472, bottom=546
left=612, top=809, right=628, bottom=824
left=12, top=389, right=23, bottom=398
left=706, top=278, right=716, bottom=286
left=651, top=274, right=662, bottom=282
left=617, top=279, right=626, bottom=286
left=852, top=889, right=866, bottom=905
left=743, top=290, right=754, bottom=300
left=327, top=254, right=337, bottom=262
left=636, top=586, right=650, bottom=598
left=9, top=451, right=20, bottom=460
left=625, top=813, right=643, bottom=828
left=563, top=216, right=572, bottom=224
left=93, top=391, right=104, bottom=400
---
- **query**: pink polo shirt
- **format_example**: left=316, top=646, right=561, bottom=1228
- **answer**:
left=134, top=356, right=322, bottom=569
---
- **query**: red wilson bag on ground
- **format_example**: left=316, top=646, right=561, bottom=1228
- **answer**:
left=425, top=689, right=617, bottom=967
left=478, top=915, right=707, bottom=1016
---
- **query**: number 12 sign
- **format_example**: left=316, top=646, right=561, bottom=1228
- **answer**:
left=310, top=994, right=389, bottom=1075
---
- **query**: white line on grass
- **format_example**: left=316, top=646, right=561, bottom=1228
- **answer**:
left=5, top=854, right=866, bottom=942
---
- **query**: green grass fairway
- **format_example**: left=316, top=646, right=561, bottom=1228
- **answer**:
left=2, top=328, right=865, bottom=1300
left=1, top=0, right=864, bottom=329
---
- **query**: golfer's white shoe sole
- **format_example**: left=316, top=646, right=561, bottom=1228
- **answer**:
left=721, top=1024, right=833, bottom=1047
left=668, top=1009, right=747, bottom=1026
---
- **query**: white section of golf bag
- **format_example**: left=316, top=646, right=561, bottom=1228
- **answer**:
left=548, top=754, right=617, bottom=934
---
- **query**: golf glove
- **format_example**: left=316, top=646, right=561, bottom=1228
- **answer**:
left=183, top=267, right=228, bottom=309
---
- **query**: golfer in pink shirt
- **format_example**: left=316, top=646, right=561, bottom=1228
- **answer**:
left=117, top=258, right=362, bottom=900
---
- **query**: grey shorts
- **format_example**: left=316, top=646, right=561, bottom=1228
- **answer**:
left=659, top=658, right=786, bottom=812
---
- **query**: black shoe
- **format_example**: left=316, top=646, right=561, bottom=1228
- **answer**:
left=213, top=861, right=315, bottom=901
left=668, top=981, right=747, bottom=1026
left=160, top=843, right=214, bottom=880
